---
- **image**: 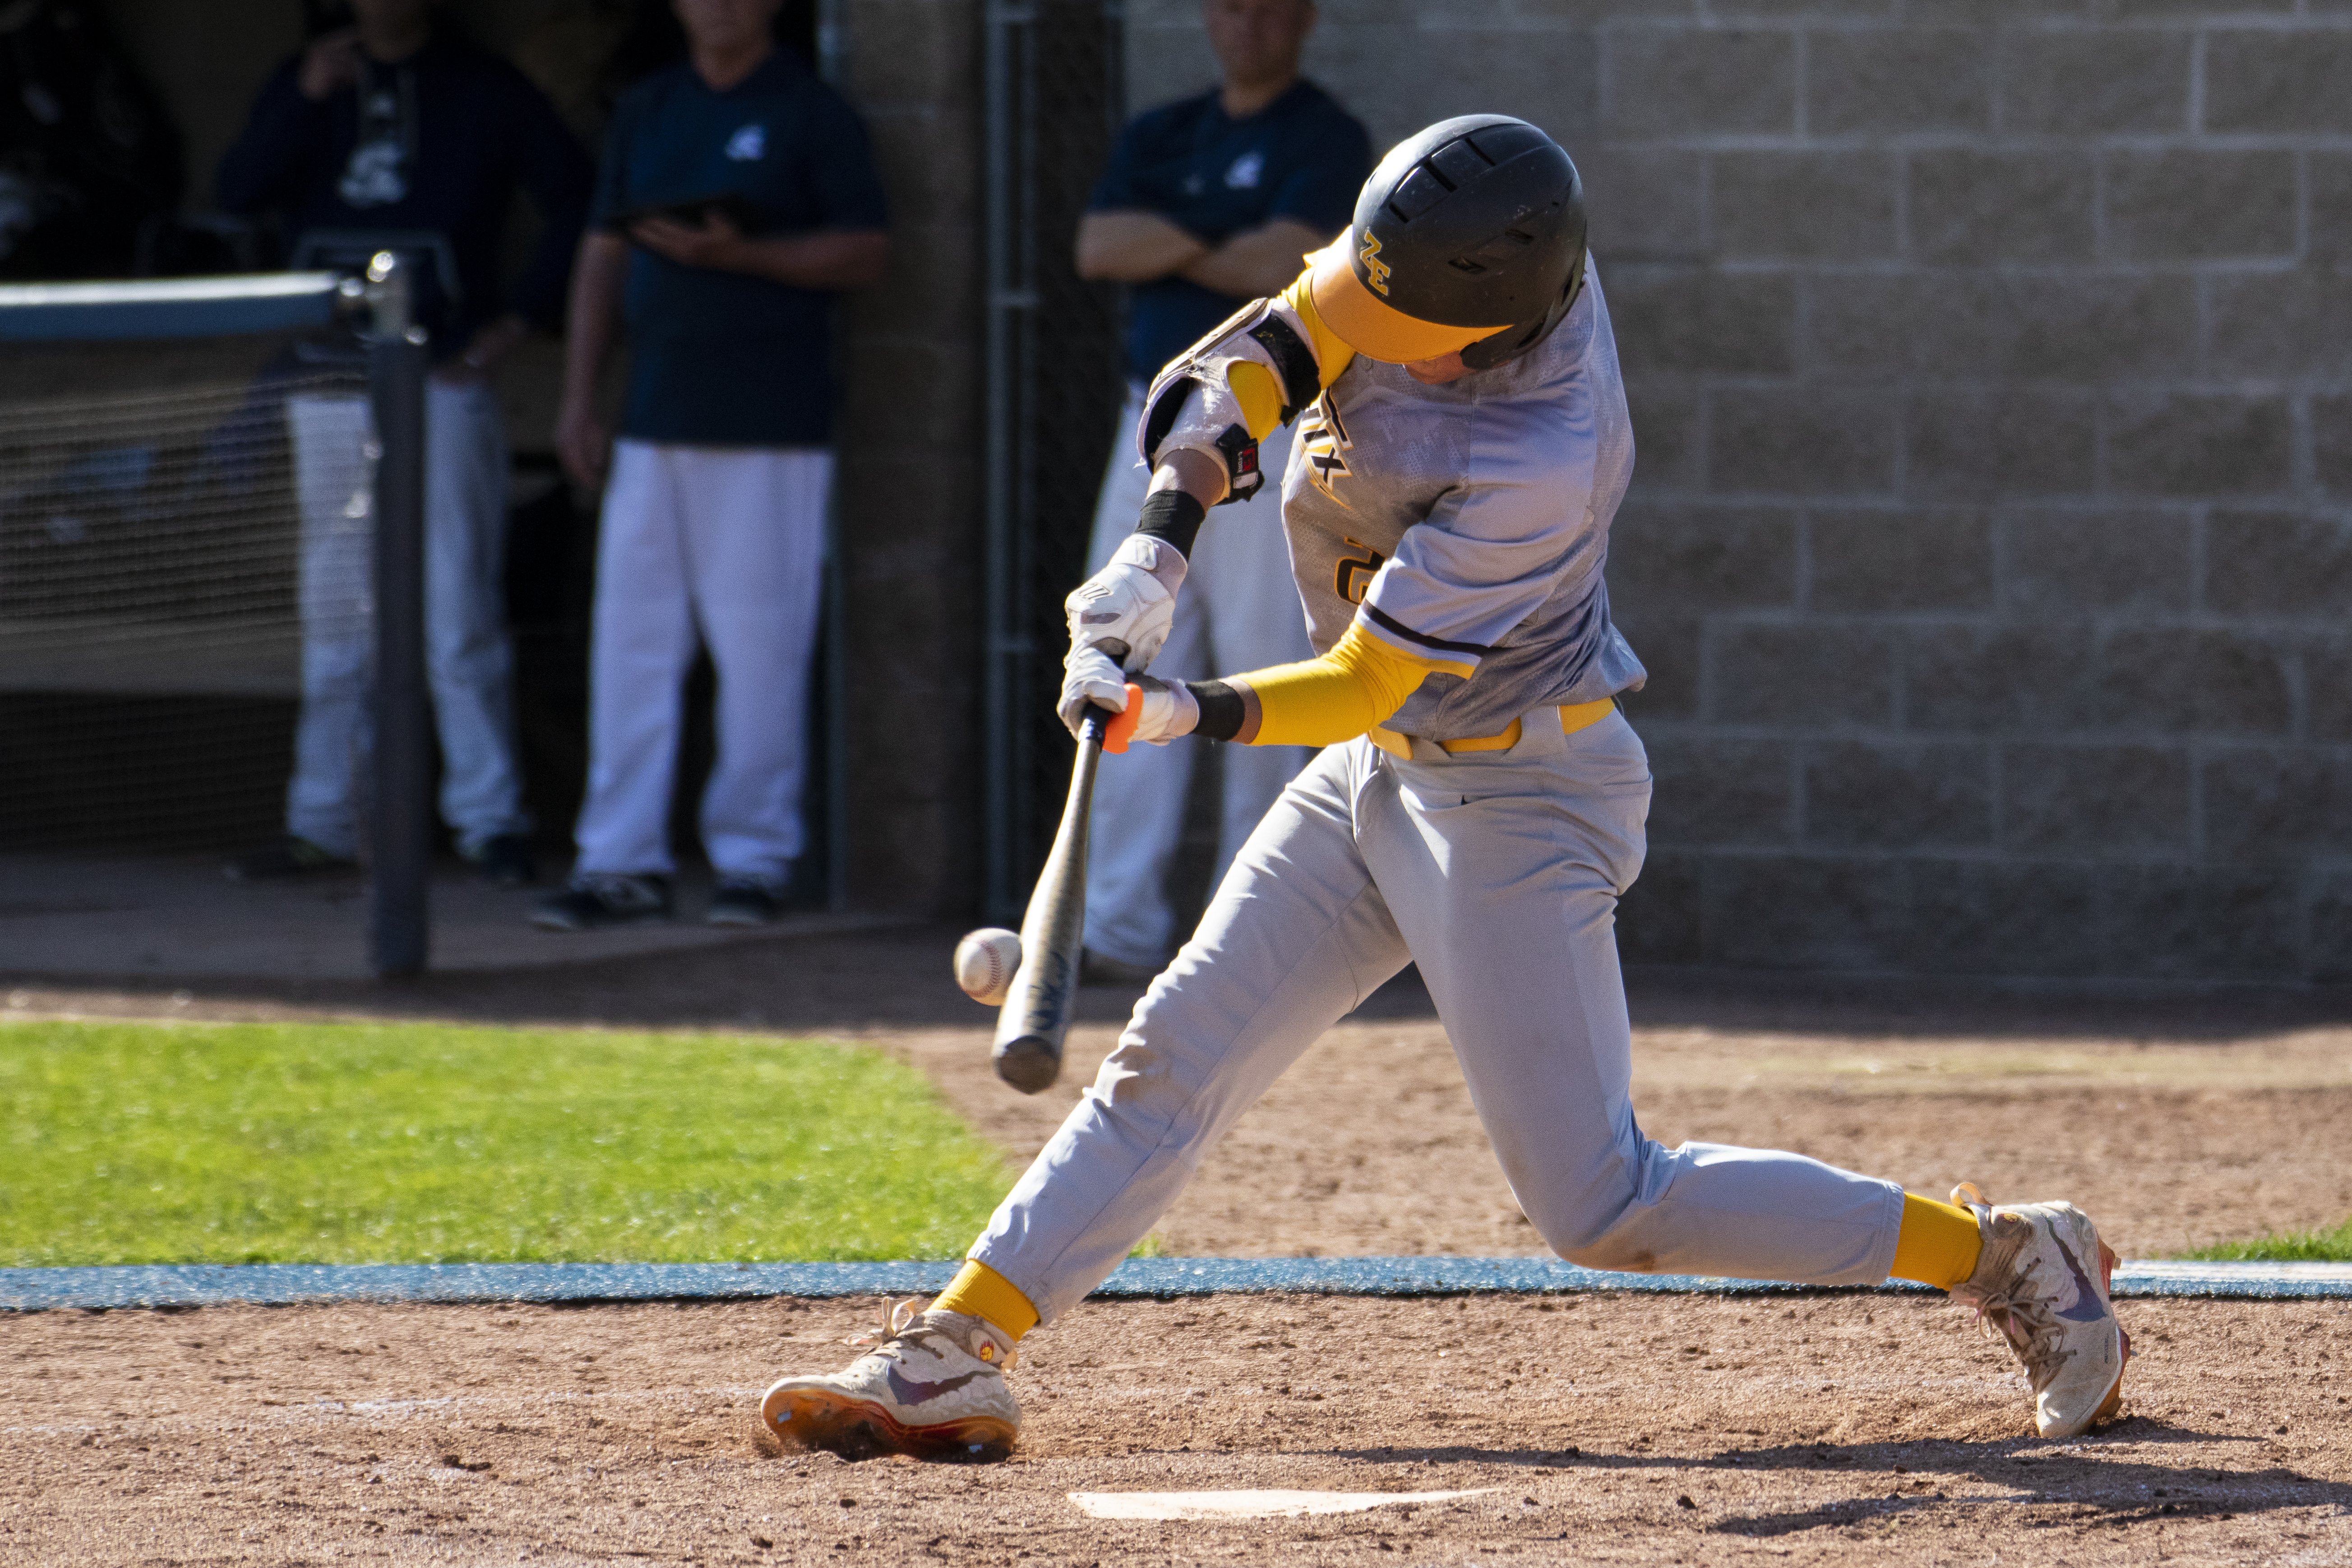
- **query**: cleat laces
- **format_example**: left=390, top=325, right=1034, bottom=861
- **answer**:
left=842, top=1296, right=1017, bottom=1373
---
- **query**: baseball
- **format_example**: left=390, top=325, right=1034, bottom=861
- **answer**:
left=953, top=927, right=1021, bottom=1005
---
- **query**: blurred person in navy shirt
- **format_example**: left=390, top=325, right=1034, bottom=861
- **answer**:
left=1071, top=0, right=1370, bottom=982
left=534, top=0, right=887, bottom=932
left=218, top=0, right=592, bottom=888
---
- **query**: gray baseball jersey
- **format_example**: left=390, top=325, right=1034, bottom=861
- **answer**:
left=1278, top=262, right=1645, bottom=742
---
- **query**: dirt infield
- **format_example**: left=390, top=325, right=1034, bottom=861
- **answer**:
left=8, top=1293, right=2349, bottom=1565
left=5, top=926, right=2351, bottom=1563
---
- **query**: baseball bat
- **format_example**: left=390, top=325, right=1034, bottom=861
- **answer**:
left=992, top=698, right=1134, bottom=1092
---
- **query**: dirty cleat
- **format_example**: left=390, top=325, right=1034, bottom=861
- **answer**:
left=1948, top=1182, right=2130, bottom=1439
left=761, top=1299, right=1021, bottom=1461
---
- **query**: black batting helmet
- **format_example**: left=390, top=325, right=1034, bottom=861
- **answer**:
left=1307, top=115, right=1587, bottom=369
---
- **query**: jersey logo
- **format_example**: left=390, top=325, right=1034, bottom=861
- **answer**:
left=725, top=124, right=767, bottom=162
left=1298, top=393, right=1354, bottom=506
left=1359, top=231, right=1391, bottom=296
left=1334, top=538, right=1386, bottom=605
left=1225, top=149, right=1265, bottom=190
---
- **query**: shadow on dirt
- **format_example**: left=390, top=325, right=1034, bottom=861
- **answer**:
left=1332, top=1415, right=2352, bottom=1536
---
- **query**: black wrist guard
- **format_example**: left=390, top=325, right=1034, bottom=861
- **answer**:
left=1136, top=490, right=1207, bottom=560
left=1186, top=679, right=1245, bottom=742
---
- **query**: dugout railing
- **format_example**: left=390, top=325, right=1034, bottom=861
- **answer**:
left=0, top=259, right=432, bottom=978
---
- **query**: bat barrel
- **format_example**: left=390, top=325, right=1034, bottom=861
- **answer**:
left=990, top=706, right=1115, bottom=1093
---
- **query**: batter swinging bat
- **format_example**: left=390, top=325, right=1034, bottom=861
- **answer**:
left=992, top=693, right=1139, bottom=1092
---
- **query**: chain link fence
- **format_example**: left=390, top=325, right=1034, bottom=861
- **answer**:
left=981, top=0, right=1128, bottom=924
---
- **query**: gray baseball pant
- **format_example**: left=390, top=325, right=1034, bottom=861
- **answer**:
left=970, top=709, right=1905, bottom=1324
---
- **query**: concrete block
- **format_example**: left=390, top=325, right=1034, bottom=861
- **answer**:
left=2098, top=865, right=2302, bottom=980
left=1644, top=735, right=1798, bottom=846
left=1904, top=623, right=2100, bottom=733
left=1513, top=0, right=1697, bottom=20
left=1702, top=0, right=1888, bottom=18
left=1706, top=855, right=1908, bottom=970
left=2207, top=271, right=2352, bottom=380
left=1708, top=624, right=1899, bottom=726
left=1607, top=500, right=1800, bottom=614
left=1310, top=25, right=1601, bottom=151
left=1803, top=740, right=1993, bottom=848
left=1806, top=28, right=1991, bottom=134
left=1904, top=860, right=2102, bottom=976
left=1601, top=27, right=1798, bottom=139
left=1711, top=151, right=1899, bottom=260
left=2201, top=747, right=2352, bottom=862
left=1905, top=388, right=2096, bottom=500
left=2204, top=509, right=2352, bottom=621
left=1902, top=0, right=2093, bottom=22
left=1907, top=150, right=2094, bottom=264
left=845, top=0, right=979, bottom=106
left=2102, top=150, right=2296, bottom=262
left=1710, top=388, right=1899, bottom=495
left=1617, top=851, right=1703, bottom=965
left=1607, top=265, right=1796, bottom=375
left=2203, top=29, right=2352, bottom=134
left=1997, top=507, right=2192, bottom=616
left=1622, top=381, right=1705, bottom=491
left=2105, top=392, right=2292, bottom=499
left=2318, top=393, right=2352, bottom=497
left=2304, top=635, right=2352, bottom=743
left=1809, top=506, right=1995, bottom=612
left=1580, top=151, right=1709, bottom=261
left=2094, top=628, right=2296, bottom=737
left=2316, top=154, right=2352, bottom=263
left=2001, top=744, right=2191, bottom=854
left=2111, top=0, right=2289, bottom=17
left=1996, top=27, right=2190, bottom=134
left=1805, top=272, right=2194, bottom=380
left=1614, top=615, right=1704, bottom=721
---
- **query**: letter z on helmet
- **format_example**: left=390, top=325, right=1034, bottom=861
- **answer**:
left=1309, top=115, right=1587, bottom=369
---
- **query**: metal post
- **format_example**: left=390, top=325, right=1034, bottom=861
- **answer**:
left=982, top=0, right=1026, bottom=925
left=365, top=252, right=432, bottom=978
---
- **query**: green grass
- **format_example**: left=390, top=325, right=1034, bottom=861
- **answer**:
left=0, top=1018, right=1015, bottom=1267
left=2186, top=1219, right=2352, bottom=1263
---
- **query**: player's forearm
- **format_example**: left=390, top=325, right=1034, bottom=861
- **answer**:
left=1177, top=219, right=1326, bottom=301
left=1076, top=211, right=1208, bottom=282
left=1194, top=623, right=1450, bottom=747
left=717, top=230, right=890, bottom=290
left=559, top=234, right=629, bottom=407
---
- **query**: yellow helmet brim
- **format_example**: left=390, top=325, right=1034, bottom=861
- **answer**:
left=1305, top=240, right=1512, bottom=365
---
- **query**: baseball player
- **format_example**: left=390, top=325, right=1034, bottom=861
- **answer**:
left=763, top=117, right=2130, bottom=1460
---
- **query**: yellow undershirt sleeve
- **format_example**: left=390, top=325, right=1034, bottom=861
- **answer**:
left=1227, top=622, right=1470, bottom=748
left=1890, top=1193, right=1985, bottom=1290
left=932, top=1258, right=1039, bottom=1341
left=1228, top=361, right=1285, bottom=442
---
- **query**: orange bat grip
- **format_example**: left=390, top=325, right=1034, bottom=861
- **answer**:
left=1101, top=685, right=1144, bottom=754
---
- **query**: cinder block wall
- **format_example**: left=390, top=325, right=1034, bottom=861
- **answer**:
left=1127, top=0, right=2352, bottom=982
left=836, top=0, right=985, bottom=914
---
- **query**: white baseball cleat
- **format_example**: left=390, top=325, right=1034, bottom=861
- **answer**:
left=761, top=1299, right=1021, bottom=1461
left=1947, top=1182, right=2131, bottom=1439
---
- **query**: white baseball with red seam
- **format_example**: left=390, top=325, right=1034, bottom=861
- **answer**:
left=953, top=927, right=1022, bottom=1005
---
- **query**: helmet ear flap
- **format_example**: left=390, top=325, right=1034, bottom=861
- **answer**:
left=1456, top=249, right=1588, bottom=371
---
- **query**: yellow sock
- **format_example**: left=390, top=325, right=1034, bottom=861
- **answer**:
left=1891, top=1193, right=1985, bottom=1289
left=932, top=1258, right=1038, bottom=1341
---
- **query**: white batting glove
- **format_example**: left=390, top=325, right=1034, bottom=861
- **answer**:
left=1119, top=675, right=1200, bottom=747
left=1065, top=534, right=1184, bottom=675
left=1058, top=644, right=1129, bottom=739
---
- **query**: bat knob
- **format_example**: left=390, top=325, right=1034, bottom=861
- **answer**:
left=993, top=1035, right=1063, bottom=1095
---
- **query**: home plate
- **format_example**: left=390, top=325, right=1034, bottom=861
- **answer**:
left=1069, top=1489, right=1493, bottom=1521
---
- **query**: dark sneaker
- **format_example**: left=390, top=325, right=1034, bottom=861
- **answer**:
left=531, top=873, right=672, bottom=931
left=469, top=833, right=538, bottom=889
left=225, top=834, right=356, bottom=882
left=707, top=878, right=783, bottom=926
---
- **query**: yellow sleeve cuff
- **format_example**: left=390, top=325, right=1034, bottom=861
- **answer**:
left=1226, top=622, right=1460, bottom=748
left=1229, top=361, right=1285, bottom=442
